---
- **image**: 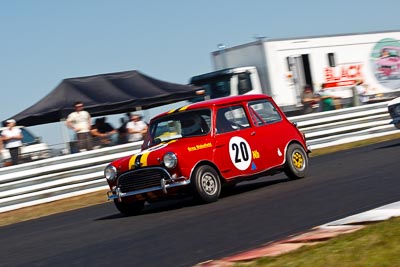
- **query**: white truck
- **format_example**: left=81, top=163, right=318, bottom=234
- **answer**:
left=190, top=30, right=400, bottom=113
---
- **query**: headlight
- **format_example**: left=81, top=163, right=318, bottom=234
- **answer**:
left=104, top=164, right=117, bottom=181
left=163, top=152, right=177, bottom=169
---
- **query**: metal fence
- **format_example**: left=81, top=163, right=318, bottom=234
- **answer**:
left=0, top=101, right=397, bottom=213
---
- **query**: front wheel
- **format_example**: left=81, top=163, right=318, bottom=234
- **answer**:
left=191, top=165, right=221, bottom=203
left=284, top=143, right=308, bottom=179
left=113, top=199, right=145, bottom=216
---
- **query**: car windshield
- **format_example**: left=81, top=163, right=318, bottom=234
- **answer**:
left=21, top=128, right=37, bottom=145
left=147, top=109, right=211, bottom=146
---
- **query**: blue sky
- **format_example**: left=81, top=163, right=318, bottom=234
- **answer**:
left=1, top=0, right=399, bottom=147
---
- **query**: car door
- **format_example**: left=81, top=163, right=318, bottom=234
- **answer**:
left=247, top=99, right=286, bottom=168
left=213, top=104, right=267, bottom=180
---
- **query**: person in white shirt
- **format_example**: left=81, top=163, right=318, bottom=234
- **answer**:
left=1, top=119, right=23, bottom=165
left=126, top=114, right=148, bottom=142
left=352, top=80, right=369, bottom=106
left=66, top=101, right=92, bottom=152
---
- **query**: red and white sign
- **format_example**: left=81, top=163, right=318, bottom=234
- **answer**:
left=323, top=64, right=364, bottom=88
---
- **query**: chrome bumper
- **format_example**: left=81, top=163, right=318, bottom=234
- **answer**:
left=107, top=178, right=191, bottom=200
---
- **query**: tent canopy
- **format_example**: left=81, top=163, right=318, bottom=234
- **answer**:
left=6, top=70, right=203, bottom=127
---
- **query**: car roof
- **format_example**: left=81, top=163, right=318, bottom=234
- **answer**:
left=153, top=94, right=272, bottom=120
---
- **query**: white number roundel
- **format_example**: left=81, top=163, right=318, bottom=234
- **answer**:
left=229, top=136, right=252, bottom=170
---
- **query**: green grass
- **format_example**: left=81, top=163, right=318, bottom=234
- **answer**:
left=236, top=216, right=400, bottom=267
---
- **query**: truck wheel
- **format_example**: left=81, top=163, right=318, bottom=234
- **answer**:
left=113, top=199, right=145, bottom=216
left=284, top=143, right=308, bottom=179
left=191, top=165, right=221, bottom=203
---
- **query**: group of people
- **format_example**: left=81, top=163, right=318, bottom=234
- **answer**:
left=301, top=81, right=368, bottom=114
left=66, top=101, right=148, bottom=153
left=0, top=102, right=148, bottom=165
left=301, top=83, right=342, bottom=113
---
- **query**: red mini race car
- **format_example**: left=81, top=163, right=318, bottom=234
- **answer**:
left=104, top=94, right=310, bottom=215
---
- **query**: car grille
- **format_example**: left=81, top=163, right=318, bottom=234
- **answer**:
left=117, top=167, right=171, bottom=193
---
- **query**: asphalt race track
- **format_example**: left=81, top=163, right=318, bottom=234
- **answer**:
left=1, top=139, right=399, bottom=267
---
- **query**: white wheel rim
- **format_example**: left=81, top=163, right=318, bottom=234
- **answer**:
left=201, top=172, right=217, bottom=195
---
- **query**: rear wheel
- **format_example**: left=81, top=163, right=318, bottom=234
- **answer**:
left=191, top=165, right=221, bottom=203
left=284, top=143, right=308, bottom=179
left=113, top=199, right=145, bottom=216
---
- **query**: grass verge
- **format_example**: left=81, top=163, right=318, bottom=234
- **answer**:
left=237, top=216, right=400, bottom=267
left=1, top=132, right=399, bottom=228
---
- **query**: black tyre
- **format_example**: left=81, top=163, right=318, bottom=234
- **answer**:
left=113, top=199, right=145, bottom=216
left=284, top=143, right=308, bottom=179
left=191, top=165, right=221, bottom=203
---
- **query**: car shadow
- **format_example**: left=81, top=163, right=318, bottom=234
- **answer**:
left=95, top=197, right=196, bottom=221
left=220, top=176, right=291, bottom=198
left=374, top=141, right=400, bottom=150
left=95, top=175, right=291, bottom=221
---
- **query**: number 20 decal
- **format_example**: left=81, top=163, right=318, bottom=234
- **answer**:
left=229, top=136, right=252, bottom=170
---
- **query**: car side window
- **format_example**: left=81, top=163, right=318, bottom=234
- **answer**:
left=248, top=100, right=281, bottom=125
left=216, top=106, right=250, bottom=134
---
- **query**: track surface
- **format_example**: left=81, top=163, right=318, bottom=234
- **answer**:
left=1, top=139, right=399, bottom=267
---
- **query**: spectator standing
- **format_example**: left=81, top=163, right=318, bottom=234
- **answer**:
left=318, top=84, right=339, bottom=111
left=91, top=117, right=117, bottom=147
left=117, top=112, right=131, bottom=144
left=1, top=119, right=23, bottom=165
left=352, top=80, right=368, bottom=106
left=66, top=101, right=92, bottom=152
left=126, top=114, right=148, bottom=142
left=301, top=85, right=320, bottom=114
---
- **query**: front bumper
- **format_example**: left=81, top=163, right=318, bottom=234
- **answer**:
left=107, top=167, right=191, bottom=200
left=107, top=178, right=191, bottom=200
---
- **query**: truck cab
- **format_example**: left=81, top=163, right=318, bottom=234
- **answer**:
left=189, top=67, right=263, bottom=102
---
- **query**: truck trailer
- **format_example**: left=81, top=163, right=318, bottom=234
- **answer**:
left=190, top=30, right=400, bottom=113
